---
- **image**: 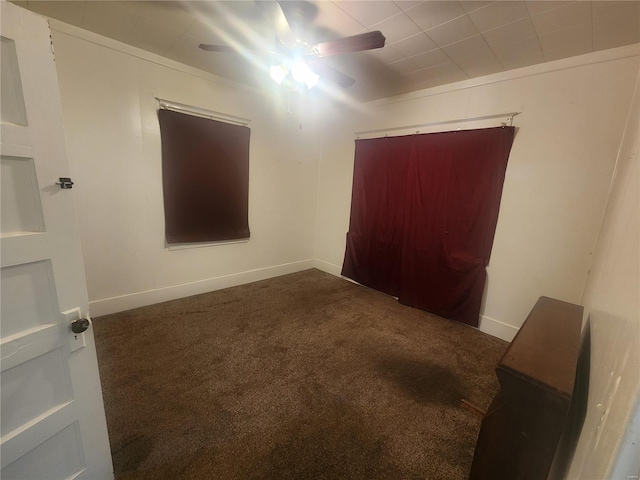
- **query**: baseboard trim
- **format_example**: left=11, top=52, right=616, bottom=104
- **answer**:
left=314, top=259, right=519, bottom=342
left=313, top=259, right=367, bottom=288
left=479, top=315, right=519, bottom=342
left=89, top=260, right=315, bottom=317
left=90, top=258, right=519, bottom=342
left=312, top=259, right=343, bottom=276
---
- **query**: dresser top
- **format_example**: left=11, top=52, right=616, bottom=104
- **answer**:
left=498, top=296, right=583, bottom=398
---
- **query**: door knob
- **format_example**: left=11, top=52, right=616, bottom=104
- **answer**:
left=71, top=318, right=90, bottom=333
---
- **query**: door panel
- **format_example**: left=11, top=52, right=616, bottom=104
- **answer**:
left=1, top=261, right=58, bottom=337
left=0, top=3, right=113, bottom=479
left=0, top=35, right=28, bottom=126
left=1, top=155, right=45, bottom=234
left=2, top=422, right=85, bottom=480
left=1, top=345, right=73, bottom=437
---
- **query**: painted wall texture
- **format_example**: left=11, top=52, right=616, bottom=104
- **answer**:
left=49, top=21, right=639, bottom=477
left=568, top=72, right=639, bottom=480
left=51, top=24, right=322, bottom=314
left=313, top=49, right=639, bottom=341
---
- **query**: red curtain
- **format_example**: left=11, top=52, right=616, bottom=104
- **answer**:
left=342, top=127, right=515, bottom=326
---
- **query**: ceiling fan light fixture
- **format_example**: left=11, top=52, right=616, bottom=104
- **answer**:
left=200, top=3, right=382, bottom=91
left=290, top=61, right=319, bottom=89
left=270, top=64, right=289, bottom=85
left=305, top=70, right=320, bottom=89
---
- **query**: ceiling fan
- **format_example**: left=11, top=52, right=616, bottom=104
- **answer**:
left=198, top=1, right=386, bottom=89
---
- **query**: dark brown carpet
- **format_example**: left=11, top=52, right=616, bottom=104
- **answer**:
left=94, top=269, right=507, bottom=480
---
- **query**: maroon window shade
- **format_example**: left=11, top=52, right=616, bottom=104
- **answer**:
left=158, top=109, right=250, bottom=244
left=342, top=127, right=515, bottom=326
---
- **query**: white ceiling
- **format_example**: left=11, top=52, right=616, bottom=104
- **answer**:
left=12, top=0, right=640, bottom=101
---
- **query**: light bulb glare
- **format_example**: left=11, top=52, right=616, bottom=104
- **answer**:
left=270, top=64, right=288, bottom=85
left=290, top=61, right=319, bottom=89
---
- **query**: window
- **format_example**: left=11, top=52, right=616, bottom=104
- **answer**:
left=158, top=108, right=250, bottom=244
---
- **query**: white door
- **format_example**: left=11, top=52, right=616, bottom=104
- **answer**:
left=0, top=2, right=113, bottom=479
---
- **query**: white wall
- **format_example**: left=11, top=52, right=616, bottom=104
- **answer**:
left=567, top=71, right=640, bottom=480
left=49, top=17, right=640, bottom=477
left=50, top=22, right=322, bottom=316
left=313, top=45, right=640, bottom=341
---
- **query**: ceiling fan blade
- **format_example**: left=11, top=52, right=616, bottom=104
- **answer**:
left=199, top=44, right=283, bottom=57
left=309, top=63, right=355, bottom=88
left=312, top=31, right=386, bottom=57
left=255, top=1, right=295, bottom=46
left=199, top=44, right=237, bottom=53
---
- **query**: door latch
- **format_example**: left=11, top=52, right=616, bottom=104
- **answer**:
left=56, top=177, right=74, bottom=189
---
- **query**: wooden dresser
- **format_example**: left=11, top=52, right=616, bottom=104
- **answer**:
left=469, top=296, right=584, bottom=480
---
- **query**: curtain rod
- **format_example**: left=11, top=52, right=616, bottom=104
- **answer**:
left=154, top=97, right=250, bottom=126
left=354, top=112, right=520, bottom=138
